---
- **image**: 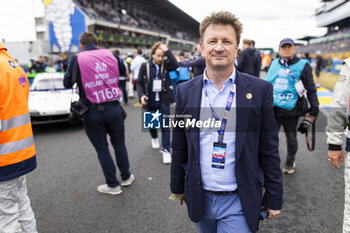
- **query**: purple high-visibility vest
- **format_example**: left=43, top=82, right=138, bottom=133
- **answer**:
left=77, top=49, right=121, bottom=104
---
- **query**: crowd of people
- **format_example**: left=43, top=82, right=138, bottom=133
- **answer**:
left=3, top=9, right=350, bottom=233
left=298, top=26, right=350, bottom=57
left=75, top=0, right=195, bottom=41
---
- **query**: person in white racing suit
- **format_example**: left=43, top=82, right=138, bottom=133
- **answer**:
left=326, top=58, right=350, bottom=233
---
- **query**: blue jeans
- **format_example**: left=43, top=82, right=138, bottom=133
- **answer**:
left=195, top=191, right=251, bottom=233
left=83, top=104, right=131, bottom=187
left=148, top=105, right=170, bottom=151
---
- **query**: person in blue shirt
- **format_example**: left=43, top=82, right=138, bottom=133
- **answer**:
left=177, top=51, right=191, bottom=83
left=171, top=11, right=283, bottom=233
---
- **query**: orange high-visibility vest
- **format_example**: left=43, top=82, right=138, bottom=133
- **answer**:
left=0, top=42, right=36, bottom=181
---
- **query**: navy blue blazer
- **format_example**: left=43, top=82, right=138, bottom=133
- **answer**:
left=170, top=71, right=283, bottom=233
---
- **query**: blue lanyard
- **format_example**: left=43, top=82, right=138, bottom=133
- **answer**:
left=281, top=59, right=297, bottom=82
left=203, top=77, right=236, bottom=143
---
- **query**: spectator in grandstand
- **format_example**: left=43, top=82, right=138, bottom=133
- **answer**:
left=136, top=42, right=178, bottom=164
left=171, top=11, right=283, bottom=233
left=113, top=50, right=129, bottom=105
left=326, top=57, right=350, bottom=233
left=178, top=45, right=206, bottom=77
left=55, top=52, right=69, bottom=72
left=29, top=56, right=47, bottom=73
left=131, top=48, right=145, bottom=107
left=237, top=39, right=259, bottom=76
left=177, top=51, right=191, bottom=83
left=315, top=51, right=324, bottom=88
left=251, top=40, right=262, bottom=77
left=265, top=38, right=319, bottom=174
left=64, top=32, right=134, bottom=195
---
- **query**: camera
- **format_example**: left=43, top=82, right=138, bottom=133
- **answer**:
left=68, top=111, right=81, bottom=125
left=297, top=117, right=312, bottom=134
left=68, top=101, right=88, bottom=124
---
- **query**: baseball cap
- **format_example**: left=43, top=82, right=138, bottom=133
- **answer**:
left=279, top=38, right=295, bottom=47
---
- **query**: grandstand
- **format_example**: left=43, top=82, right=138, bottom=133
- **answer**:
left=64, top=0, right=198, bottom=53
left=4, top=0, right=199, bottom=65
left=298, top=0, right=350, bottom=62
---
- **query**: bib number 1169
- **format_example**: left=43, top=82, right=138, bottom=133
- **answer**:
left=92, top=88, right=119, bottom=102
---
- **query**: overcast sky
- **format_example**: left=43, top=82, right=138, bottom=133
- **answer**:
left=169, top=0, right=327, bottom=50
left=1, top=0, right=327, bottom=51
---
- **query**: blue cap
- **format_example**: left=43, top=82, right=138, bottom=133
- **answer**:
left=279, top=38, right=295, bottom=47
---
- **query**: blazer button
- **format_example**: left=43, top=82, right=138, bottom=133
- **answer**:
left=197, top=181, right=201, bottom=185
left=196, top=160, right=199, bottom=165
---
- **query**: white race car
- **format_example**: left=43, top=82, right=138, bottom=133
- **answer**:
left=28, top=72, right=79, bottom=124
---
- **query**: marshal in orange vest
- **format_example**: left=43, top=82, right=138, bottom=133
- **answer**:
left=0, top=42, right=36, bottom=182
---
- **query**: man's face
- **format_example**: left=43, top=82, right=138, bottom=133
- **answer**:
left=200, top=24, right=238, bottom=70
left=152, top=48, right=165, bottom=65
left=279, top=44, right=296, bottom=60
left=242, top=43, right=249, bottom=50
left=60, top=53, right=67, bottom=59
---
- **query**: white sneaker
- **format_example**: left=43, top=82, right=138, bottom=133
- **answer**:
left=151, top=138, right=160, bottom=149
left=160, top=149, right=171, bottom=164
left=121, top=174, right=135, bottom=187
left=97, top=184, right=122, bottom=195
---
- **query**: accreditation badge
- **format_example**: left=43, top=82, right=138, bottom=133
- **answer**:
left=211, top=142, right=227, bottom=169
left=294, top=80, right=307, bottom=97
left=153, top=79, right=162, bottom=92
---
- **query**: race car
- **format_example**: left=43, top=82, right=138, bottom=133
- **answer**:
left=28, top=72, right=79, bottom=124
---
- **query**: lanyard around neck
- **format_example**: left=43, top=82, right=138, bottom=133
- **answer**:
left=203, top=77, right=236, bottom=143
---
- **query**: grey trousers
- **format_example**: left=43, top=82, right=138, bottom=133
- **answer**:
left=0, top=175, right=37, bottom=233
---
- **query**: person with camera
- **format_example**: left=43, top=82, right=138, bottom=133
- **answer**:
left=326, top=58, right=350, bottom=232
left=64, top=32, right=134, bottom=195
left=265, top=38, right=319, bottom=174
left=135, top=42, right=178, bottom=164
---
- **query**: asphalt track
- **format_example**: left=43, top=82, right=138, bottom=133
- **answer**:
left=28, top=97, right=343, bottom=233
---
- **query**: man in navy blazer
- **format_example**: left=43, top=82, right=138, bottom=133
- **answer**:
left=170, top=11, right=283, bottom=233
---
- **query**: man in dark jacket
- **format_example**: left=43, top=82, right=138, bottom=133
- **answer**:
left=136, top=42, right=178, bottom=164
left=179, top=45, right=206, bottom=77
left=265, top=38, right=319, bottom=174
left=56, top=52, right=69, bottom=72
left=237, top=39, right=259, bottom=76
left=171, top=11, right=283, bottom=233
left=251, top=40, right=261, bottom=77
left=29, top=56, right=47, bottom=73
left=113, top=50, right=129, bottom=104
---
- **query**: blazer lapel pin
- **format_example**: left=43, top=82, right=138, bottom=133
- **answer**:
left=246, top=93, right=253, bottom=100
